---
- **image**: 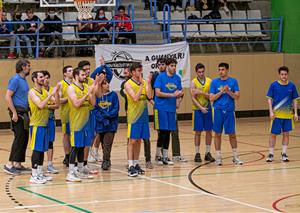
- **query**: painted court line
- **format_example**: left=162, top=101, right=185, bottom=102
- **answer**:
left=110, top=167, right=277, bottom=213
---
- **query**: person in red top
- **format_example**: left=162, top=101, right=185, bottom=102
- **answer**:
left=111, top=5, right=136, bottom=44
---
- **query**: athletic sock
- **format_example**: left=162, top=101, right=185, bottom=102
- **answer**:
left=216, top=150, right=221, bottom=158
left=77, top=162, right=84, bottom=172
left=156, top=147, right=162, bottom=157
left=282, top=145, right=287, bottom=154
left=232, top=148, right=238, bottom=158
left=162, top=149, right=168, bottom=158
left=32, top=168, right=38, bottom=177
left=48, top=161, right=53, bottom=166
left=128, top=160, right=134, bottom=168
left=269, top=147, right=274, bottom=155
left=205, top=145, right=211, bottom=154
left=133, top=160, right=139, bottom=166
left=37, top=165, right=43, bottom=176
left=69, top=164, right=75, bottom=173
left=195, top=146, right=200, bottom=154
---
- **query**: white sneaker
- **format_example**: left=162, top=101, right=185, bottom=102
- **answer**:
left=93, top=151, right=102, bottom=162
left=162, top=157, right=174, bottom=165
left=233, top=156, right=243, bottom=165
left=76, top=170, right=94, bottom=179
left=39, top=174, right=53, bottom=181
left=83, top=165, right=98, bottom=175
left=173, top=156, right=188, bottom=162
left=215, top=156, right=222, bottom=166
left=30, top=175, right=47, bottom=184
left=66, top=172, right=82, bottom=182
left=88, top=153, right=96, bottom=163
left=47, top=165, right=59, bottom=174
left=155, top=156, right=163, bottom=166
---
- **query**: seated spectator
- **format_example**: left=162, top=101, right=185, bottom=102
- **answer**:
left=77, top=16, right=94, bottom=39
left=24, top=8, right=41, bottom=41
left=110, top=5, right=136, bottom=44
left=40, top=8, right=66, bottom=57
left=12, top=11, right=34, bottom=58
left=93, top=7, right=109, bottom=41
left=0, top=12, right=17, bottom=59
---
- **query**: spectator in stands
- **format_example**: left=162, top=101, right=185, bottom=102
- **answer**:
left=0, top=12, right=17, bottom=59
left=78, top=16, right=94, bottom=39
left=12, top=11, right=34, bottom=58
left=110, top=5, right=136, bottom=44
left=24, top=8, right=41, bottom=41
left=40, top=8, right=66, bottom=57
left=94, top=7, right=109, bottom=41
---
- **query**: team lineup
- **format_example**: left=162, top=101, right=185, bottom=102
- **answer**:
left=3, top=57, right=299, bottom=184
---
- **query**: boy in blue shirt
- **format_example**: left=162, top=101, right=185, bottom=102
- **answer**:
left=209, top=63, right=243, bottom=166
left=266, top=66, right=299, bottom=162
left=154, top=58, right=184, bottom=165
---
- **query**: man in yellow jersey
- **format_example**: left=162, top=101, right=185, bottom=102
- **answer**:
left=190, top=63, right=215, bottom=163
left=66, top=67, right=97, bottom=182
left=43, top=70, right=59, bottom=174
left=58, top=65, right=73, bottom=167
left=28, top=71, right=59, bottom=184
left=124, top=63, right=152, bottom=177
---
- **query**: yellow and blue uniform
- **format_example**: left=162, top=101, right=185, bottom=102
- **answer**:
left=126, top=79, right=150, bottom=139
left=192, top=77, right=213, bottom=131
left=209, top=77, right=239, bottom=134
left=29, top=88, right=49, bottom=152
left=47, top=86, right=56, bottom=142
left=60, top=79, right=71, bottom=135
left=86, top=77, right=96, bottom=146
left=154, top=72, right=182, bottom=131
left=267, top=80, right=299, bottom=134
left=68, top=83, right=90, bottom=147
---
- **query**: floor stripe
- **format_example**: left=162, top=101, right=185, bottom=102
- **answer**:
left=272, top=193, right=300, bottom=213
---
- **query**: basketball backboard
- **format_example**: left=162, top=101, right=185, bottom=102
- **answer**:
left=40, top=0, right=115, bottom=7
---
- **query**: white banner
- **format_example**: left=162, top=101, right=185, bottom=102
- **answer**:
left=95, top=41, right=190, bottom=91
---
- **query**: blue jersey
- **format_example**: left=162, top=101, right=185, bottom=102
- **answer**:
left=266, top=81, right=299, bottom=119
left=209, top=77, right=239, bottom=111
left=7, top=74, right=29, bottom=109
left=154, top=72, right=182, bottom=112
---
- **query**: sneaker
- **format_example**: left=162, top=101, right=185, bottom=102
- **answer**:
left=145, top=161, right=154, bottom=169
left=88, top=153, right=97, bottom=163
left=281, top=153, right=289, bottom=162
left=162, top=157, right=174, bottom=165
left=47, top=165, right=59, bottom=174
left=135, top=164, right=145, bottom=175
left=215, top=156, right=222, bottom=166
left=39, top=174, right=53, bottom=181
left=233, top=156, right=243, bottom=165
left=66, top=172, right=81, bottom=182
left=94, top=151, right=102, bottom=162
left=155, top=156, right=163, bottom=166
left=30, top=175, right=47, bottom=184
left=101, top=160, right=111, bottom=170
left=75, top=170, right=93, bottom=179
left=128, top=166, right=138, bottom=177
left=15, top=165, right=31, bottom=173
left=204, top=152, right=215, bottom=162
left=194, top=153, right=202, bottom=162
left=266, top=154, right=274, bottom=162
left=173, top=156, right=187, bottom=162
left=3, top=165, right=21, bottom=175
left=84, top=165, right=99, bottom=175
left=7, top=52, right=16, bottom=59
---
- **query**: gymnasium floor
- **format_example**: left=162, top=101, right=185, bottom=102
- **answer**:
left=0, top=117, right=299, bottom=212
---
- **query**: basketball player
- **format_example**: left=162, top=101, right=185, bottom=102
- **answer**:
left=58, top=66, right=73, bottom=167
left=66, top=67, right=97, bottom=182
left=190, top=63, right=215, bottom=162
left=154, top=58, right=183, bottom=165
left=28, top=71, right=60, bottom=184
left=43, top=70, right=59, bottom=174
left=266, top=66, right=299, bottom=162
left=124, top=63, right=152, bottom=177
left=209, top=63, right=243, bottom=166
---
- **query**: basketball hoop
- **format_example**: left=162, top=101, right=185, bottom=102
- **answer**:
left=74, top=0, right=95, bottom=20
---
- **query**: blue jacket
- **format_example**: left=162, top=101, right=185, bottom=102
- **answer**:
left=90, top=64, right=113, bottom=83
left=94, top=91, right=119, bottom=133
left=0, top=19, right=13, bottom=34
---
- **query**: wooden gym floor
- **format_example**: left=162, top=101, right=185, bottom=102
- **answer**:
left=0, top=117, right=299, bottom=212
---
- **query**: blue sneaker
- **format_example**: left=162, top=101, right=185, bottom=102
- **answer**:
left=3, top=165, right=21, bottom=175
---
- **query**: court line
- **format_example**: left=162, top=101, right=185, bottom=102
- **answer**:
left=107, top=167, right=277, bottom=213
left=272, top=193, right=300, bottom=213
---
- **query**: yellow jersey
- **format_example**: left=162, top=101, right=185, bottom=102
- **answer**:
left=192, top=77, right=211, bottom=110
left=46, top=86, right=55, bottom=119
left=29, top=88, right=49, bottom=127
left=126, top=79, right=148, bottom=124
left=86, top=77, right=93, bottom=86
left=68, top=83, right=90, bottom=131
left=60, top=79, right=71, bottom=123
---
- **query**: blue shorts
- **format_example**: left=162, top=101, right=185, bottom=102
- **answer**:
left=62, top=122, right=70, bottom=135
left=127, top=122, right=150, bottom=140
left=30, top=126, right=49, bottom=152
left=86, top=111, right=96, bottom=146
left=70, top=127, right=89, bottom=148
left=154, top=110, right=177, bottom=131
left=270, top=118, right=294, bottom=135
left=193, top=109, right=213, bottom=132
left=47, top=118, right=56, bottom=142
left=213, top=109, right=235, bottom=134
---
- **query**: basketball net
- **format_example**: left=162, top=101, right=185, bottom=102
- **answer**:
left=74, top=0, right=95, bottom=20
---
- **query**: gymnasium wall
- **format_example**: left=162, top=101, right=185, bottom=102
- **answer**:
left=1, top=53, right=299, bottom=124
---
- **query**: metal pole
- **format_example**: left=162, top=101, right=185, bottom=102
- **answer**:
left=277, top=16, right=283, bottom=53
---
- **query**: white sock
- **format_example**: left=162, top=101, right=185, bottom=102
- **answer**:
left=77, top=162, right=84, bottom=172
left=232, top=148, right=238, bottom=158
left=205, top=145, right=211, bottom=154
left=128, top=160, right=134, bottom=168
left=195, top=146, right=200, bottom=154
left=37, top=165, right=43, bottom=176
left=69, top=164, right=75, bottom=173
left=216, top=150, right=221, bottom=158
left=162, top=149, right=168, bottom=158
left=156, top=147, right=162, bottom=157
left=133, top=160, right=139, bottom=166
left=32, top=168, right=38, bottom=177
left=48, top=161, right=53, bottom=166
left=269, top=147, right=274, bottom=155
left=282, top=145, right=288, bottom=154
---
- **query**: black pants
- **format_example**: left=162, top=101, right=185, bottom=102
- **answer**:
left=143, top=138, right=151, bottom=162
left=9, top=116, right=29, bottom=163
left=99, top=132, right=115, bottom=161
left=171, top=119, right=181, bottom=156
left=157, top=130, right=171, bottom=150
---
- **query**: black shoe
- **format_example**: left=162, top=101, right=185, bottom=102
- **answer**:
left=102, top=160, right=111, bottom=170
left=266, top=153, right=274, bottom=162
left=281, top=153, right=289, bottom=162
left=194, top=153, right=202, bottom=162
left=204, top=152, right=215, bottom=162
left=135, top=164, right=145, bottom=175
left=63, top=157, right=69, bottom=167
left=128, top=166, right=138, bottom=177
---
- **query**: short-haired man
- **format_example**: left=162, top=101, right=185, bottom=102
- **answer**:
left=266, top=66, right=299, bottom=162
left=209, top=62, right=243, bottom=166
